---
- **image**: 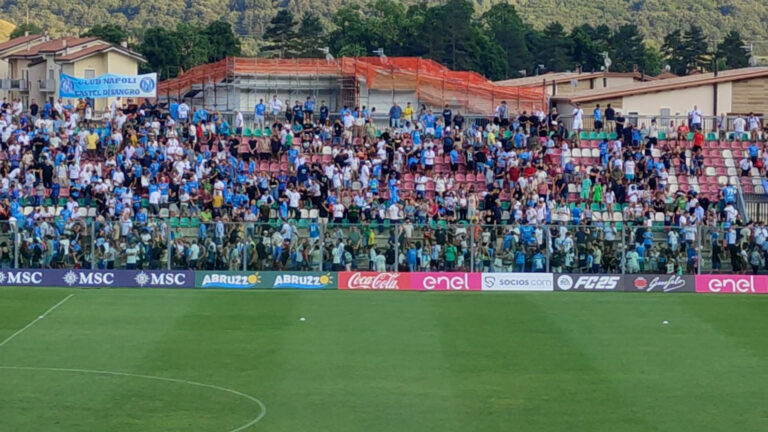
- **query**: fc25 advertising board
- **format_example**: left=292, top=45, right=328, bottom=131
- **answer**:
left=554, top=274, right=622, bottom=291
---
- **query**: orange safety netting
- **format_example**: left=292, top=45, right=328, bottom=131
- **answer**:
left=157, top=57, right=545, bottom=114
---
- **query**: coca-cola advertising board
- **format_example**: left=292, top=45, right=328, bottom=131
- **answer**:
left=338, top=272, right=483, bottom=291
left=338, top=272, right=411, bottom=290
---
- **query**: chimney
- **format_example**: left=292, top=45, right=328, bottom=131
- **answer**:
left=120, top=40, right=128, bottom=48
left=24, top=30, right=29, bottom=37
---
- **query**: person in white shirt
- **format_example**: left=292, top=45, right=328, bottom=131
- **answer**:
left=572, top=103, right=584, bottom=135
left=624, top=158, right=636, bottom=180
left=110, top=97, right=120, bottom=118
left=733, top=116, right=746, bottom=134
left=332, top=202, right=345, bottom=223
left=269, top=96, right=283, bottom=123
left=178, top=102, right=190, bottom=122
left=234, top=110, right=244, bottom=135
left=690, top=105, right=702, bottom=130
left=740, top=157, right=753, bottom=177
left=748, top=112, right=761, bottom=140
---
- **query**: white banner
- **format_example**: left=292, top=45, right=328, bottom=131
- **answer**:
left=481, top=273, right=554, bottom=291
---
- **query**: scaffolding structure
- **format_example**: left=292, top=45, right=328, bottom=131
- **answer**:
left=157, top=57, right=545, bottom=115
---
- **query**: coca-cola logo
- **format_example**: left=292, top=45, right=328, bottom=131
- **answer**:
left=345, top=272, right=403, bottom=290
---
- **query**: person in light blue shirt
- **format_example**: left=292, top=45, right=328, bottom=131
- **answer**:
left=749, top=143, right=759, bottom=163
left=389, top=103, right=402, bottom=128
left=169, top=100, right=179, bottom=120
left=254, top=99, right=266, bottom=130
left=594, top=104, right=603, bottom=132
left=303, top=97, right=314, bottom=122
left=571, top=205, right=582, bottom=225
left=722, top=185, right=735, bottom=204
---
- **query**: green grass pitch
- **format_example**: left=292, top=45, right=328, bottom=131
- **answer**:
left=1, top=287, right=767, bottom=431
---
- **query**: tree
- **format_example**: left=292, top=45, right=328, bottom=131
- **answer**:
left=662, top=29, right=687, bottom=75
left=263, top=10, right=299, bottom=58
left=296, top=13, right=326, bottom=58
left=82, top=24, right=127, bottom=44
left=569, top=25, right=604, bottom=73
left=664, top=26, right=710, bottom=75
left=173, top=23, right=212, bottom=71
left=681, top=25, right=709, bottom=72
left=203, top=20, right=242, bottom=62
left=529, top=23, right=574, bottom=72
left=482, top=3, right=531, bottom=78
left=138, top=27, right=182, bottom=79
left=9, top=23, right=42, bottom=39
left=717, top=30, right=749, bottom=70
left=609, top=25, right=651, bottom=73
left=420, top=0, right=501, bottom=75
left=329, top=5, right=370, bottom=57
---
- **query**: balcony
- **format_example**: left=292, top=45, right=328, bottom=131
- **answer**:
left=38, top=79, right=56, bottom=92
left=0, top=79, right=28, bottom=91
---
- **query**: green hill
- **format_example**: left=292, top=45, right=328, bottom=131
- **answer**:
left=2, top=0, right=767, bottom=54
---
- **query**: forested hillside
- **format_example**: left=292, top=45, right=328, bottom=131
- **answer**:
left=0, top=0, right=763, bottom=81
left=2, top=0, right=767, bottom=47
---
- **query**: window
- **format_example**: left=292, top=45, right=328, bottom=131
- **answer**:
left=48, top=69, right=54, bottom=80
left=84, top=69, right=95, bottom=79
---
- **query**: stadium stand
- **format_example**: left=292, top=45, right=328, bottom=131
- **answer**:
left=0, top=94, right=766, bottom=274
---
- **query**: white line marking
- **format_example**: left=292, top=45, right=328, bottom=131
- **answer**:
left=0, top=294, right=74, bottom=349
left=0, top=366, right=266, bottom=431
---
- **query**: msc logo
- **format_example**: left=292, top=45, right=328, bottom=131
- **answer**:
left=0, top=271, right=43, bottom=285
left=63, top=271, right=115, bottom=286
left=134, top=271, right=186, bottom=287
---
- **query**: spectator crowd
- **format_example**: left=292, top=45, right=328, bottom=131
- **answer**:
left=0, top=94, right=767, bottom=274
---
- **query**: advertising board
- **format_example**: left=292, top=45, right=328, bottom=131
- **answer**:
left=481, top=273, right=553, bottom=291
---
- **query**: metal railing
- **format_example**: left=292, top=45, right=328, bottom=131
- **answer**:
left=0, top=79, right=27, bottom=91
left=2, top=220, right=764, bottom=275
left=557, top=114, right=765, bottom=135
left=38, top=79, right=56, bottom=91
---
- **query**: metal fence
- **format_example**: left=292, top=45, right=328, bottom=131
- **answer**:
left=2, top=220, right=763, bottom=275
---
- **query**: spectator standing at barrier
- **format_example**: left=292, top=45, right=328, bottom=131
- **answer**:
left=593, top=104, right=603, bottom=133
left=572, top=103, right=584, bottom=144
left=605, top=103, right=615, bottom=131
left=690, top=105, right=702, bottom=130
left=748, top=112, right=762, bottom=140
left=269, top=96, right=283, bottom=124
left=319, top=101, right=329, bottom=125
left=389, top=102, right=402, bottom=128
left=254, top=99, right=266, bottom=130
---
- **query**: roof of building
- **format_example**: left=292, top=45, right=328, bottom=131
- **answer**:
left=495, top=71, right=652, bottom=87
left=3, top=37, right=99, bottom=59
left=55, top=43, right=145, bottom=63
left=552, top=67, right=768, bottom=103
left=654, top=70, right=679, bottom=80
left=0, top=34, right=46, bottom=53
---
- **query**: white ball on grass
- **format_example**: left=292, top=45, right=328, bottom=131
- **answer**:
left=300, top=317, right=306, bottom=322
left=39, top=316, right=44, bottom=319
left=663, top=320, right=669, bottom=325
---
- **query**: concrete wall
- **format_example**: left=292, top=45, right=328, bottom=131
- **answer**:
left=621, top=85, right=715, bottom=116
